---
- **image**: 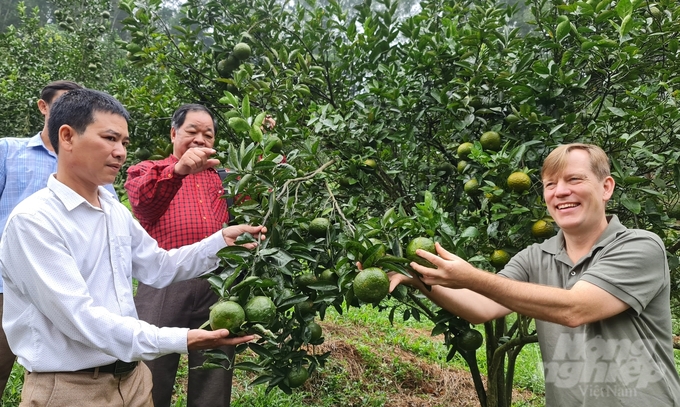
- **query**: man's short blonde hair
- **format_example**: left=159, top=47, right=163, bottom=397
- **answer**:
left=541, top=143, right=611, bottom=181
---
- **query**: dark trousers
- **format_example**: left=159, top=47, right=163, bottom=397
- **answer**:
left=135, top=279, right=234, bottom=407
left=0, top=294, right=17, bottom=396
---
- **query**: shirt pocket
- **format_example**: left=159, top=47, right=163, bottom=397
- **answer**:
left=115, top=235, right=132, bottom=279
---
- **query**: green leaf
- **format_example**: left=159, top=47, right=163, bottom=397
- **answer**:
left=362, top=243, right=386, bottom=268
left=235, top=361, right=267, bottom=372
left=248, top=343, right=274, bottom=358
left=556, top=20, right=570, bottom=41
left=619, top=14, right=633, bottom=37
left=249, top=375, right=273, bottom=385
left=219, top=92, right=239, bottom=107
left=381, top=207, right=395, bottom=227
left=249, top=124, right=263, bottom=143
left=229, top=275, right=259, bottom=293
left=228, top=117, right=250, bottom=133
left=242, top=95, right=250, bottom=118
left=595, top=0, right=610, bottom=13
left=460, top=226, right=479, bottom=239
left=260, top=248, right=295, bottom=268
left=615, top=0, right=632, bottom=19
left=606, top=106, right=627, bottom=117
left=431, top=323, right=448, bottom=336
left=278, top=297, right=310, bottom=313
left=253, top=111, right=267, bottom=129
left=620, top=195, right=641, bottom=214
left=446, top=345, right=458, bottom=362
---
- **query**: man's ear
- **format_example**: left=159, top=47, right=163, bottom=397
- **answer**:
left=38, top=99, right=49, bottom=116
left=603, top=176, right=615, bottom=201
left=58, top=125, right=77, bottom=153
left=170, top=127, right=177, bottom=142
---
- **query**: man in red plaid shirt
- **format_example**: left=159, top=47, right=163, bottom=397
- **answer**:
left=125, top=104, right=234, bottom=407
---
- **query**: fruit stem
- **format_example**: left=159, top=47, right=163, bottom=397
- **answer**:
left=406, top=291, right=437, bottom=320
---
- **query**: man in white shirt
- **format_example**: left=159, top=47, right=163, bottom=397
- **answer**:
left=0, top=80, right=119, bottom=395
left=0, top=88, right=265, bottom=406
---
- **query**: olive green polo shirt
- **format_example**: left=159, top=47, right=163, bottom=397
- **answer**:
left=499, top=216, right=680, bottom=406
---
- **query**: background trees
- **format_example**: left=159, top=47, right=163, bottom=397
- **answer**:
left=2, top=0, right=680, bottom=405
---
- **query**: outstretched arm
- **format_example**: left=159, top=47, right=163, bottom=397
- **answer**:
left=388, top=272, right=512, bottom=324
left=187, top=329, right=255, bottom=350
left=411, top=243, right=629, bottom=327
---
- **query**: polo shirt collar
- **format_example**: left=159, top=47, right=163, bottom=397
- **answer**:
left=539, top=215, right=626, bottom=256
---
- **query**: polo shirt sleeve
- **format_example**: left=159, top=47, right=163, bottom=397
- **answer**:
left=497, top=245, right=536, bottom=283
left=579, top=230, right=667, bottom=315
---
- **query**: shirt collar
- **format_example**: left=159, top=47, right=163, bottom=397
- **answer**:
left=539, top=215, right=625, bottom=256
left=47, top=175, right=116, bottom=211
left=27, top=132, right=57, bottom=157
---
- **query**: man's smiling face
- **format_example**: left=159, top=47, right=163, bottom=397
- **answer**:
left=542, top=148, right=614, bottom=236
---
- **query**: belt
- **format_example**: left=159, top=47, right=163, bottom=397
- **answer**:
left=79, top=360, right=138, bottom=376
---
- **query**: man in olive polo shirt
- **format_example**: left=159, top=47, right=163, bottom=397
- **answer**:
left=393, top=143, right=680, bottom=406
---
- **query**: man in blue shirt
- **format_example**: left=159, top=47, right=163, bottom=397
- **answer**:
left=0, top=80, right=117, bottom=395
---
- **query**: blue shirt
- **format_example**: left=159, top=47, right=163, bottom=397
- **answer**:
left=0, top=133, right=119, bottom=292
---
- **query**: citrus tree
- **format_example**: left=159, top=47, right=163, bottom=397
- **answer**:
left=0, top=0, right=123, bottom=136
left=113, top=0, right=680, bottom=405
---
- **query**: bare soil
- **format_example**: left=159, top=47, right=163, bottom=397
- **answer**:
left=215, top=320, right=537, bottom=406
left=305, top=322, right=536, bottom=407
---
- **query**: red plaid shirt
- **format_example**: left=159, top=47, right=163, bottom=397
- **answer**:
left=124, top=155, right=228, bottom=250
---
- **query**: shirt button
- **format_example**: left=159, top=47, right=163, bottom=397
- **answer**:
left=570, top=271, right=576, bottom=276
left=196, top=184, right=200, bottom=188
left=167, top=173, right=172, bottom=178
left=203, top=216, right=206, bottom=220
left=199, top=200, right=203, bottom=204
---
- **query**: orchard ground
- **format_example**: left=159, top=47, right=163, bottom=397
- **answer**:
left=175, top=303, right=547, bottom=407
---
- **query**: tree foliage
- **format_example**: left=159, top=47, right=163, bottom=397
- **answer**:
left=0, top=0, right=120, bottom=137
left=116, top=0, right=680, bottom=404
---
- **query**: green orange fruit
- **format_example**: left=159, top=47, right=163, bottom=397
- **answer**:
left=308, top=321, right=322, bottom=342
left=507, top=172, right=531, bottom=192
left=531, top=220, right=554, bottom=239
left=232, top=42, right=251, bottom=60
left=287, top=366, right=309, bottom=388
left=457, top=142, right=474, bottom=158
left=352, top=267, right=390, bottom=303
left=480, top=131, right=501, bottom=151
left=490, top=249, right=511, bottom=268
left=309, top=217, right=330, bottom=238
left=405, top=237, right=436, bottom=268
left=464, top=179, right=480, bottom=196
left=244, top=296, right=277, bottom=325
left=209, top=301, right=245, bottom=332
left=458, top=329, right=484, bottom=351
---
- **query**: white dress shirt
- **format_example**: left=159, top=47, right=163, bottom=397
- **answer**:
left=0, top=175, right=227, bottom=372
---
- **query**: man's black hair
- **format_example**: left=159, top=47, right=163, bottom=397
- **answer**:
left=171, top=104, right=217, bottom=134
left=40, top=80, right=83, bottom=105
left=48, top=89, right=130, bottom=155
